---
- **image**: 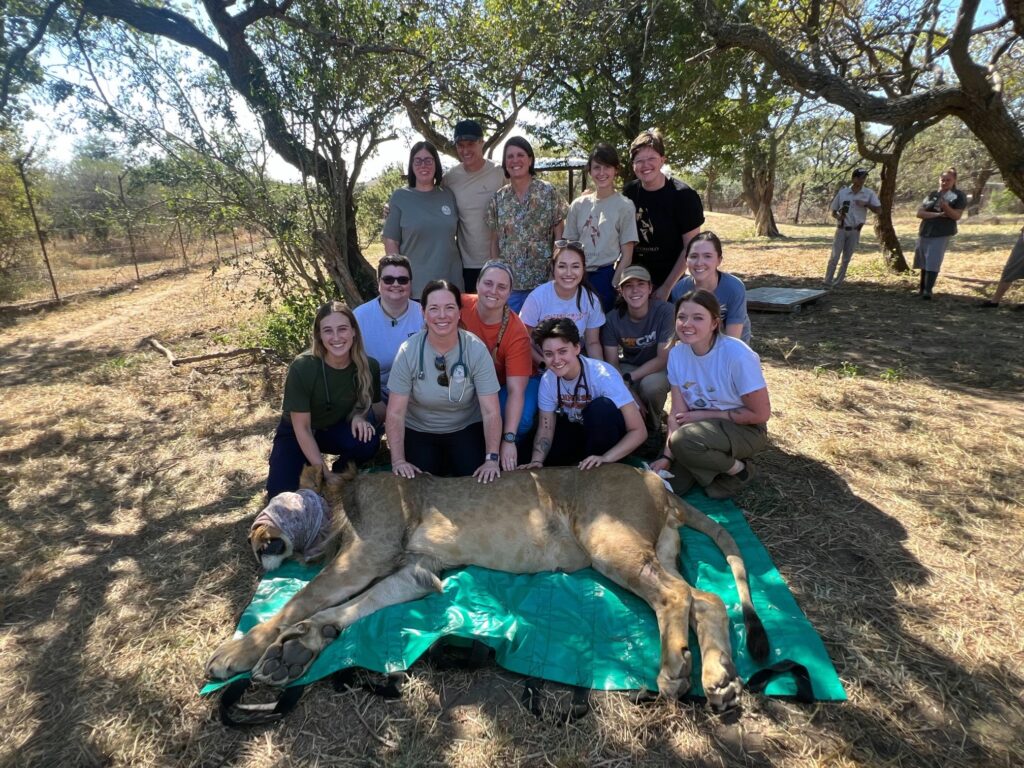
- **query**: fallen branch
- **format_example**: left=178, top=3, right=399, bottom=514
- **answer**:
left=146, top=336, right=283, bottom=366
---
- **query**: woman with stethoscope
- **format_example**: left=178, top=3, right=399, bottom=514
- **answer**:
left=520, top=317, right=647, bottom=470
left=386, top=280, right=504, bottom=482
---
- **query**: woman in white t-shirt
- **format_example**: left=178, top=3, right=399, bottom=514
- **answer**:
left=649, top=289, right=771, bottom=499
left=520, top=317, right=646, bottom=470
left=520, top=241, right=605, bottom=362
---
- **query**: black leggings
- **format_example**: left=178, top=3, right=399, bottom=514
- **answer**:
left=404, top=422, right=486, bottom=477
left=545, top=397, right=626, bottom=466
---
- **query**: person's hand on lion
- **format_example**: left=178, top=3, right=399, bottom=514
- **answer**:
left=578, top=454, right=609, bottom=470
left=473, top=459, right=500, bottom=484
left=392, top=459, right=422, bottom=478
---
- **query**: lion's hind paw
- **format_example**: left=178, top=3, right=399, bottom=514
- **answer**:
left=251, top=621, right=332, bottom=687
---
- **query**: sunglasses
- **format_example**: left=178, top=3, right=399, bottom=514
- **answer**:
left=554, top=239, right=584, bottom=250
left=381, top=275, right=410, bottom=285
left=434, top=354, right=448, bottom=386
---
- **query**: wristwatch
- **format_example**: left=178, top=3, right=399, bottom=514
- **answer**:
left=502, top=432, right=517, bottom=443
left=485, top=452, right=500, bottom=462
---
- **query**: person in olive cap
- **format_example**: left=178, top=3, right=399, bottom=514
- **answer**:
left=824, top=168, right=882, bottom=288
left=442, top=120, right=507, bottom=292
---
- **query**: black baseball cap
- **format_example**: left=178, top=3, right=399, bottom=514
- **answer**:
left=453, top=120, right=484, bottom=143
left=852, top=168, right=868, bottom=178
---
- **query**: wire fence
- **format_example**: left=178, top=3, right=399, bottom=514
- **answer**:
left=0, top=221, right=271, bottom=308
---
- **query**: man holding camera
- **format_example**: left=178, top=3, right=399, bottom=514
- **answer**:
left=824, top=168, right=882, bottom=288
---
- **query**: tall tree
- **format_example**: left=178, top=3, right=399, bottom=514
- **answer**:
left=694, top=0, right=1024, bottom=214
left=2, top=0, right=430, bottom=303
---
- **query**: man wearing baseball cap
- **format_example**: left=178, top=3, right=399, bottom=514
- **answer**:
left=600, top=265, right=675, bottom=416
left=442, top=119, right=507, bottom=292
left=824, top=168, right=882, bottom=288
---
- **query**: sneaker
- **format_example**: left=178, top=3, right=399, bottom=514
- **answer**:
left=979, top=300, right=1000, bottom=308
left=704, top=461, right=758, bottom=500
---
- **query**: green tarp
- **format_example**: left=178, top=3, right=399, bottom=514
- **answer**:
left=201, top=489, right=845, bottom=702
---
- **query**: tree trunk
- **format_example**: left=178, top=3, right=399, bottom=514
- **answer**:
left=967, top=167, right=993, bottom=216
left=875, top=157, right=910, bottom=271
left=792, top=182, right=805, bottom=224
left=741, top=151, right=782, bottom=237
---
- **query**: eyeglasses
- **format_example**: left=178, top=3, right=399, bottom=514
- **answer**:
left=554, top=239, right=584, bottom=250
left=434, top=354, right=448, bottom=386
left=412, top=157, right=434, bottom=167
left=381, top=275, right=410, bottom=285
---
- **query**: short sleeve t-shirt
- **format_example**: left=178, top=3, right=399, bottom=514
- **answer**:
left=623, top=176, right=705, bottom=288
left=443, top=160, right=507, bottom=269
left=538, top=356, right=634, bottom=422
left=918, top=189, right=967, bottom=238
left=383, top=186, right=463, bottom=295
left=666, top=336, right=765, bottom=412
left=563, top=192, right=639, bottom=269
left=459, top=294, right=533, bottom=384
left=670, top=272, right=751, bottom=344
left=600, top=299, right=675, bottom=367
left=282, top=352, right=382, bottom=430
left=387, top=330, right=501, bottom=434
left=352, top=299, right=424, bottom=393
left=519, top=281, right=605, bottom=337
left=830, top=186, right=881, bottom=228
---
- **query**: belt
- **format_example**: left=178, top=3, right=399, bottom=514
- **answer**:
left=838, top=225, right=863, bottom=231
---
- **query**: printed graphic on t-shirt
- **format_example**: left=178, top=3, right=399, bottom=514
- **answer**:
left=620, top=329, right=658, bottom=350
left=636, top=207, right=654, bottom=245
left=582, top=213, right=601, bottom=249
left=557, top=380, right=591, bottom=422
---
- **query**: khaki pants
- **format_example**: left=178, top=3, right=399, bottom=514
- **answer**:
left=667, top=419, right=769, bottom=488
left=620, top=364, right=671, bottom=416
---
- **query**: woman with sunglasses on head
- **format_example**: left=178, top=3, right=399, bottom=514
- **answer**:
left=563, top=143, right=639, bottom=311
left=266, top=301, right=383, bottom=497
left=669, top=232, right=751, bottom=343
left=519, top=240, right=605, bottom=362
left=459, top=260, right=537, bottom=471
left=384, top=141, right=462, bottom=297
left=353, top=255, right=424, bottom=399
left=487, top=136, right=567, bottom=313
left=520, top=318, right=646, bottom=471
left=386, top=280, right=503, bottom=482
left=650, top=290, right=770, bottom=500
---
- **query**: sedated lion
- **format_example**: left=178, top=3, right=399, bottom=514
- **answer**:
left=206, top=463, right=769, bottom=710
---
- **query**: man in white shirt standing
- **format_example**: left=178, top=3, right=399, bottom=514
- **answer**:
left=824, top=168, right=882, bottom=288
left=442, top=120, right=507, bottom=292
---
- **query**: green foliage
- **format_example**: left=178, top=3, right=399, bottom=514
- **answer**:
left=354, top=165, right=405, bottom=247
left=251, top=289, right=337, bottom=358
left=0, top=129, right=38, bottom=301
left=880, top=365, right=905, bottom=383
left=838, top=361, right=860, bottom=378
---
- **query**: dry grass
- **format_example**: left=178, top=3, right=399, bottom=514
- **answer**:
left=1, top=214, right=1022, bottom=767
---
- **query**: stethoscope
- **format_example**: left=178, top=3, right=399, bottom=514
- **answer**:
left=556, top=357, right=589, bottom=423
left=416, top=329, right=468, bottom=382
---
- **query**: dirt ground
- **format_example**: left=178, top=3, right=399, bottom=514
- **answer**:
left=1, top=214, right=1022, bottom=767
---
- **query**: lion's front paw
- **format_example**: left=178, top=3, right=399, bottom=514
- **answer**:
left=251, top=621, right=336, bottom=687
left=703, top=659, right=742, bottom=712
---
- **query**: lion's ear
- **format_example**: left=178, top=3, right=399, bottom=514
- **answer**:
left=298, top=463, right=326, bottom=494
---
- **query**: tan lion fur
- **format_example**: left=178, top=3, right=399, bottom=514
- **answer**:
left=206, top=463, right=768, bottom=711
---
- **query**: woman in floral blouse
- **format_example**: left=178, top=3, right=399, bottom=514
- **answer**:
left=487, top=136, right=567, bottom=313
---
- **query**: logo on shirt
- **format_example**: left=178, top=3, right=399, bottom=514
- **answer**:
left=441, top=205, right=453, bottom=216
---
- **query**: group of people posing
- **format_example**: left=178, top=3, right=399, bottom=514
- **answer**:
left=266, top=124, right=771, bottom=504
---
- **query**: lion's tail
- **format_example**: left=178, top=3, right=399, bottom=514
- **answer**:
left=668, top=495, right=770, bottom=662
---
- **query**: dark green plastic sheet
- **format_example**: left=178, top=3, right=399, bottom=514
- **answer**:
left=202, top=491, right=846, bottom=701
